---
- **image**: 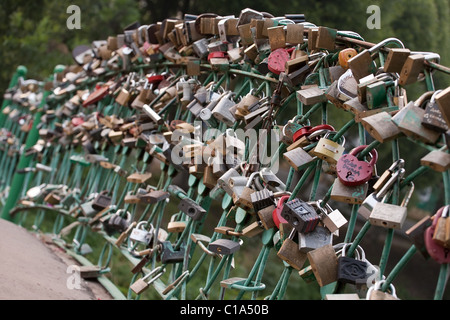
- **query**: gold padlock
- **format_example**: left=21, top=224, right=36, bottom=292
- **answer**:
left=311, top=132, right=345, bottom=165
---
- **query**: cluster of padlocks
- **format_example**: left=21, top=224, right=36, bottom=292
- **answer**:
left=1, top=8, right=449, bottom=300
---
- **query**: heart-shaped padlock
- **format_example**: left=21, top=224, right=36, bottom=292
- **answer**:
left=424, top=206, right=450, bottom=264
left=336, top=145, right=378, bottom=187
left=272, top=195, right=289, bottom=229
left=268, top=48, right=290, bottom=75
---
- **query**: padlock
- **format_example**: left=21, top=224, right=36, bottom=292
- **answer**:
left=105, top=210, right=131, bottom=235
left=330, top=177, right=368, bottom=205
left=420, top=150, right=450, bottom=173
left=358, top=168, right=405, bottom=219
left=366, top=280, right=400, bottom=300
left=218, top=167, right=241, bottom=196
left=422, top=90, right=449, bottom=133
left=405, top=215, right=432, bottom=259
left=233, top=172, right=259, bottom=210
left=208, top=239, right=240, bottom=255
left=130, top=266, right=165, bottom=294
left=251, top=188, right=275, bottom=212
left=336, top=145, right=378, bottom=187
left=435, top=86, right=450, bottom=127
left=92, top=190, right=112, bottom=211
left=298, top=226, right=333, bottom=253
left=311, top=131, right=345, bottom=165
left=369, top=182, right=414, bottom=230
left=277, top=229, right=308, bottom=270
left=160, top=241, right=186, bottom=264
left=211, top=91, right=236, bottom=127
left=391, top=99, right=440, bottom=145
left=316, top=26, right=337, bottom=51
left=267, top=48, right=290, bottom=75
left=283, top=147, right=316, bottom=171
left=425, top=206, right=450, bottom=264
left=316, top=201, right=348, bottom=233
left=129, top=221, right=154, bottom=245
left=280, top=198, right=320, bottom=234
left=360, top=111, right=403, bottom=143
left=296, top=86, right=327, bottom=106
left=399, top=54, right=424, bottom=86
left=432, top=205, right=450, bottom=248
left=178, top=197, right=207, bottom=221
left=338, top=48, right=358, bottom=70
left=306, top=244, right=338, bottom=287
left=80, top=199, right=98, bottom=217
left=337, top=244, right=368, bottom=285
left=383, top=48, right=411, bottom=73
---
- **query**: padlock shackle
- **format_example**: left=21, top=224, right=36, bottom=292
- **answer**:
left=368, top=37, right=405, bottom=53
left=349, top=145, right=378, bottom=167
left=376, top=168, right=405, bottom=199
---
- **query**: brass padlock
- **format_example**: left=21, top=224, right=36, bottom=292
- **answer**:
left=316, top=201, right=348, bottom=233
left=435, top=86, right=450, bottom=127
left=306, top=244, right=338, bottom=287
left=311, top=132, right=345, bottom=165
left=432, top=205, right=450, bottom=248
left=383, top=48, right=411, bottom=73
left=399, top=54, right=424, bottom=86
left=420, top=150, right=450, bottom=173
left=283, top=146, right=316, bottom=171
left=422, top=90, right=449, bottom=133
left=366, top=281, right=400, bottom=300
left=369, top=182, right=414, bottom=230
left=130, top=267, right=165, bottom=295
left=277, top=229, right=308, bottom=271
left=360, top=111, right=403, bottom=143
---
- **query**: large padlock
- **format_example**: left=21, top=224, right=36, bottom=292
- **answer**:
left=330, top=177, right=368, bottom=205
left=391, top=99, right=441, bottom=145
left=337, top=244, right=368, bottom=285
left=336, top=145, right=378, bottom=187
left=358, top=168, right=405, bottom=219
left=422, top=90, right=449, bottom=133
left=369, top=182, right=414, bottom=230
left=306, top=244, right=338, bottom=287
left=360, top=111, right=403, bottom=143
left=424, top=206, right=450, bottom=264
left=211, top=91, right=236, bottom=127
left=311, top=131, right=345, bottom=165
left=283, top=146, right=316, bottom=171
left=420, top=150, right=450, bottom=173
left=298, top=226, right=333, bottom=253
left=208, top=239, right=241, bottom=255
left=399, top=54, right=424, bottom=86
left=432, top=205, right=450, bottom=248
left=280, top=198, right=320, bottom=234
left=251, top=188, right=275, bottom=212
left=277, top=229, right=308, bottom=270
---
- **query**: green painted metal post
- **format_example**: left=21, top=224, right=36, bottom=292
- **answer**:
left=1, top=67, right=62, bottom=222
left=0, top=66, right=28, bottom=127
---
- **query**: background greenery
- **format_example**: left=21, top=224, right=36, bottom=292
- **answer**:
left=2, top=0, right=449, bottom=300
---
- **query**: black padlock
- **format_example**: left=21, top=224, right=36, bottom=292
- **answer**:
left=178, top=197, right=206, bottom=221
left=337, top=245, right=368, bottom=285
left=106, top=214, right=130, bottom=234
left=160, top=241, right=186, bottom=264
left=208, top=239, right=240, bottom=255
left=92, top=191, right=112, bottom=211
left=250, top=188, right=275, bottom=212
left=281, top=199, right=320, bottom=234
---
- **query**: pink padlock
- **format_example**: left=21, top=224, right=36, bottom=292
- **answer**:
left=336, top=145, right=378, bottom=187
left=424, top=206, right=450, bottom=264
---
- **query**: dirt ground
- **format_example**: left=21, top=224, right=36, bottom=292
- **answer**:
left=0, top=218, right=113, bottom=300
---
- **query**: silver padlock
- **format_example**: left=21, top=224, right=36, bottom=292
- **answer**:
left=298, top=226, right=333, bottom=253
left=212, top=91, right=236, bottom=127
left=218, top=167, right=241, bottom=196
left=129, top=221, right=154, bottom=245
left=316, top=200, right=348, bottom=233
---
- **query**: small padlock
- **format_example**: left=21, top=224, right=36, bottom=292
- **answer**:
left=277, top=229, right=308, bottom=270
left=283, top=147, right=316, bottom=172
left=420, top=150, right=450, bottom=173
left=366, top=280, right=400, bottom=300
left=316, top=201, right=348, bottom=233
left=369, top=182, right=414, bottom=230
left=330, top=177, right=368, bottom=205
left=211, top=91, right=236, bottom=127
left=232, top=172, right=259, bottom=210
left=92, top=190, right=112, bottom=211
left=311, top=131, right=345, bottom=165
left=130, top=266, right=165, bottom=294
left=436, top=86, right=450, bottom=127
left=280, top=198, right=320, bottom=234
left=250, top=188, right=275, bottom=212
left=129, top=221, right=154, bottom=245
left=432, top=205, right=450, bottom=248
left=160, top=241, right=186, bottom=264
left=425, top=206, right=450, bottom=264
left=178, top=197, right=207, bottom=221
left=336, top=145, right=378, bottom=187
left=337, top=244, right=368, bottom=285
left=422, top=90, right=449, bottom=133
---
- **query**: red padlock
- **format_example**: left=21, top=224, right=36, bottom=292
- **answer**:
left=292, top=126, right=312, bottom=142
left=82, top=85, right=109, bottom=107
left=71, top=117, right=85, bottom=127
left=336, top=145, right=378, bottom=187
left=425, top=206, right=450, bottom=264
left=272, top=196, right=290, bottom=229
left=208, top=51, right=227, bottom=61
left=268, top=48, right=290, bottom=75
